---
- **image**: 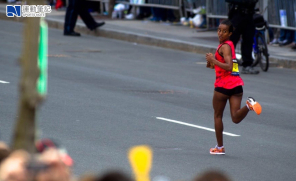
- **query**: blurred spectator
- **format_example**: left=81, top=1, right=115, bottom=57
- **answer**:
left=191, top=6, right=207, bottom=29
left=35, top=138, right=73, bottom=167
left=194, top=170, right=232, bottom=181
left=30, top=138, right=74, bottom=181
left=0, top=141, right=10, bottom=164
left=34, top=148, right=73, bottom=181
left=135, top=7, right=151, bottom=20
left=271, top=29, right=294, bottom=46
left=129, top=1, right=152, bottom=21
left=227, top=0, right=260, bottom=74
left=0, top=138, right=74, bottom=181
left=198, top=10, right=207, bottom=29
left=55, top=0, right=66, bottom=10
left=278, top=29, right=294, bottom=46
left=292, top=31, right=296, bottom=50
left=122, top=0, right=152, bottom=20
left=48, top=0, right=55, bottom=6
left=80, top=170, right=133, bottom=181
left=64, top=0, right=105, bottom=36
left=150, top=8, right=162, bottom=22
left=98, top=171, right=133, bottom=181
left=0, top=150, right=30, bottom=181
left=268, top=28, right=275, bottom=43
left=125, top=5, right=134, bottom=20
left=150, top=8, right=175, bottom=22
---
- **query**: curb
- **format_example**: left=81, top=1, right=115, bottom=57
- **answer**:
left=1, top=13, right=295, bottom=69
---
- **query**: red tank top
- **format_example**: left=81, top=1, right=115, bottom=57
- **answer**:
left=214, top=40, right=244, bottom=89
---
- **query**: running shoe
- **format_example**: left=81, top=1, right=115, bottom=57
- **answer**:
left=210, top=146, right=225, bottom=155
left=241, top=66, right=259, bottom=74
left=246, top=97, right=262, bottom=115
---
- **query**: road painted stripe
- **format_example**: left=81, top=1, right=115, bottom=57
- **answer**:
left=0, top=80, right=9, bottom=84
left=156, top=117, right=240, bottom=137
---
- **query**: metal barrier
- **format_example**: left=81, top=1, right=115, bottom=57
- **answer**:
left=183, top=0, right=206, bottom=17
left=86, top=0, right=296, bottom=31
left=267, top=0, right=296, bottom=30
left=115, top=0, right=183, bottom=17
left=86, top=0, right=183, bottom=17
left=206, top=0, right=228, bottom=19
left=118, top=0, right=182, bottom=9
left=205, top=0, right=296, bottom=31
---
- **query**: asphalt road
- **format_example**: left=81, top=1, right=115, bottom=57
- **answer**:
left=0, top=20, right=295, bottom=181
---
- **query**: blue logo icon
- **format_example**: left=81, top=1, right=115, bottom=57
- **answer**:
left=6, top=5, right=21, bottom=17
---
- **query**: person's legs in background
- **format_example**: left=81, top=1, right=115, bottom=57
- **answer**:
left=269, top=28, right=281, bottom=44
left=229, top=14, right=242, bottom=49
left=78, top=0, right=105, bottom=30
left=198, top=14, right=207, bottom=28
left=229, top=15, right=244, bottom=65
left=165, top=9, right=176, bottom=22
left=278, top=29, right=286, bottom=43
left=292, top=31, right=296, bottom=50
left=268, top=28, right=274, bottom=41
left=268, top=28, right=274, bottom=43
left=136, top=6, right=151, bottom=20
left=241, top=16, right=255, bottom=68
left=158, top=8, right=166, bottom=21
left=142, top=7, right=151, bottom=18
left=150, top=7, right=162, bottom=22
left=279, top=29, right=294, bottom=46
left=136, top=0, right=151, bottom=20
left=240, top=15, right=259, bottom=74
left=125, top=5, right=134, bottom=19
left=64, top=0, right=80, bottom=36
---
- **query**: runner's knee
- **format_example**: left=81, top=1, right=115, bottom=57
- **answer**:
left=231, top=115, right=240, bottom=124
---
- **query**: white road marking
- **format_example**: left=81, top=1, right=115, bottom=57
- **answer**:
left=156, top=117, right=240, bottom=137
left=0, top=80, right=9, bottom=84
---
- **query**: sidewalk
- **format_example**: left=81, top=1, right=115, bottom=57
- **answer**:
left=1, top=4, right=295, bottom=69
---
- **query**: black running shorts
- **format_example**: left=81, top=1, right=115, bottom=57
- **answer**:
left=214, top=86, right=243, bottom=96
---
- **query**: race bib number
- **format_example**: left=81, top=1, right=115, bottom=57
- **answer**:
left=231, top=59, right=240, bottom=76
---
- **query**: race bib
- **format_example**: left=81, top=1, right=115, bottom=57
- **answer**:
left=231, top=59, right=240, bottom=76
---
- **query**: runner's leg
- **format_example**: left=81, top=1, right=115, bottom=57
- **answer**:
left=229, top=93, right=249, bottom=124
left=213, top=91, right=229, bottom=147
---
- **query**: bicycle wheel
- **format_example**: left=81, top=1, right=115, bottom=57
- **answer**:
left=257, top=34, right=269, bottom=71
left=252, top=35, right=260, bottom=67
left=235, top=39, right=242, bottom=66
left=252, top=51, right=260, bottom=67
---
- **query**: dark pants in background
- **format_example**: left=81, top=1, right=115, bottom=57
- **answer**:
left=151, top=7, right=175, bottom=22
left=229, top=12, right=255, bottom=67
left=279, top=29, right=294, bottom=42
left=64, top=0, right=97, bottom=33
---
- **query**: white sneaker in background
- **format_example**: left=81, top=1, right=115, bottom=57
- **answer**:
left=125, top=13, right=134, bottom=20
left=270, top=38, right=279, bottom=45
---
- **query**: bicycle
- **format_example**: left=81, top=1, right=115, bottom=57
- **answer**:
left=252, top=13, right=269, bottom=71
left=235, top=12, right=269, bottom=72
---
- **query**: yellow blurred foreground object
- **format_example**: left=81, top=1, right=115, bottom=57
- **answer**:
left=128, top=145, right=152, bottom=181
